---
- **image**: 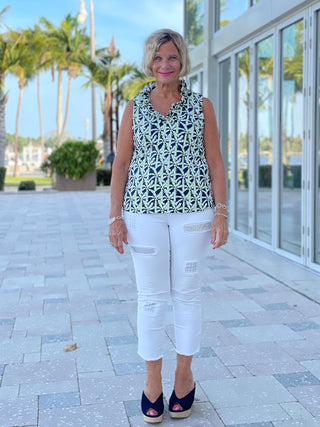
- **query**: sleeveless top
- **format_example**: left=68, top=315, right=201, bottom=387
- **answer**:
left=122, top=80, right=214, bottom=214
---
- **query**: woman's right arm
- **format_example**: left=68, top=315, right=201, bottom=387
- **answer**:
left=108, top=100, right=134, bottom=254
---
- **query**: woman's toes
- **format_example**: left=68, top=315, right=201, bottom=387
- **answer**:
left=173, top=404, right=182, bottom=411
left=147, top=409, right=158, bottom=416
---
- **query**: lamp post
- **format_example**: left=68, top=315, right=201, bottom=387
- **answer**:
left=77, top=0, right=97, bottom=141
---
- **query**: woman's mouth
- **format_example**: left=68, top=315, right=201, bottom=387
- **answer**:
left=159, top=72, right=173, bottom=76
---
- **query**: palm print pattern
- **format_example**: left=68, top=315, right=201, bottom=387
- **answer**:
left=123, top=80, right=214, bottom=213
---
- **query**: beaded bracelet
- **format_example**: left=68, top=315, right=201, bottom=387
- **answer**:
left=109, top=216, right=123, bottom=225
left=215, top=203, right=228, bottom=210
left=215, top=212, right=228, bottom=219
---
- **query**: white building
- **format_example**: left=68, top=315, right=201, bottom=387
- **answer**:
left=184, top=0, right=320, bottom=273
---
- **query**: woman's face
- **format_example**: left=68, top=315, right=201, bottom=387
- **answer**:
left=151, top=41, right=182, bottom=84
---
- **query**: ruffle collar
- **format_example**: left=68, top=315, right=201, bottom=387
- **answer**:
left=138, top=79, right=188, bottom=112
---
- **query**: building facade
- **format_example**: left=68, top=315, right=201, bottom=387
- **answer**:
left=184, top=0, right=320, bottom=273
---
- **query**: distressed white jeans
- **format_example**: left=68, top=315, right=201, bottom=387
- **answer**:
left=123, top=209, right=214, bottom=361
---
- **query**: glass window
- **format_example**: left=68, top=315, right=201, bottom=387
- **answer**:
left=255, top=36, right=274, bottom=244
left=219, top=58, right=231, bottom=205
left=189, top=74, right=202, bottom=92
left=189, top=74, right=199, bottom=92
left=217, top=0, right=248, bottom=30
left=315, top=12, right=320, bottom=265
left=236, top=48, right=250, bottom=234
left=186, top=0, right=204, bottom=48
left=217, top=0, right=260, bottom=30
left=280, top=20, right=304, bottom=255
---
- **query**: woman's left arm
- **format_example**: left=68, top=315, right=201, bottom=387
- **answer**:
left=203, top=96, right=229, bottom=249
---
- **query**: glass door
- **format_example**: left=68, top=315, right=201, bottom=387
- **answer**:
left=279, top=20, right=304, bottom=256
left=314, top=11, right=320, bottom=265
left=219, top=58, right=231, bottom=205
left=235, top=48, right=250, bottom=234
left=255, top=36, right=274, bottom=244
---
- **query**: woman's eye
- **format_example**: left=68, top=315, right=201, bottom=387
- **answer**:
left=170, top=56, right=178, bottom=60
left=154, top=56, right=162, bottom=62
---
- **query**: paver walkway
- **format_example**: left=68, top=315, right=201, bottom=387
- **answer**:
left=0, top=190, right=320, bottom=427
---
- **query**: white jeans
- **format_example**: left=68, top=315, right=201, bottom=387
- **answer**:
left=123, top=209, right=214, bottom=361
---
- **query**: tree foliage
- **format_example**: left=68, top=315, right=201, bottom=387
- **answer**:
left=186, top=0, right=204, bottom=47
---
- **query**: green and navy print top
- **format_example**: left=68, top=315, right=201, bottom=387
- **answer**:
left=123, top=80, right=214, bottom=214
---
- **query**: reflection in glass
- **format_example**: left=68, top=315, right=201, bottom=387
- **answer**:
left=186, top=0, right=204, bottom=48
left=218, top=0, right=247, bottom=29
left=280, top=21, right=304, bottom=255
left=190, top=74, right=201, bottom=93
left=315, top=12, right=320, bottom=265
left=219, top=58, right=231, bottom=204
left=255, top=36, right=274, bottom=244
left=189, top=75, right=199, bottom=92
left=236, top=48, right=250, bottom=234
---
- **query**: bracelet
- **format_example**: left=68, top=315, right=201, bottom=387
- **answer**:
left=109, top=216, right=123, bottom=225
left=215, top=212, right=228, bottom=219
left=215, top=203, right=228, bottom=210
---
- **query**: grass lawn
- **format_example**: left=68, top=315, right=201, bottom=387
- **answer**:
left=5, top=176, right=53, bottom=187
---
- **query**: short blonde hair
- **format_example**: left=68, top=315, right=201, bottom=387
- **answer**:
left=142, top=29, right=190, bottom=77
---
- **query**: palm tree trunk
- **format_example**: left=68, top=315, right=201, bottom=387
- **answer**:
left=109, top=90, right=113, bottom=153
left=59, top=74, right=73, bottom=145
left=115, top=78, right=119, bottom=141
left=0, top=92, right=7, bottom=168
left=0, top=73, right=7, bottom=168
left=13, top=85, right=24, bottom=177
left=102, top=91, right=112, bottom=168
left=37, top=72, right=44, bottom=161
left=57, top=70, right=63, bottom=145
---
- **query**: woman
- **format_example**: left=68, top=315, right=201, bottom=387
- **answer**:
left=109, top=29, right=228, bottom=423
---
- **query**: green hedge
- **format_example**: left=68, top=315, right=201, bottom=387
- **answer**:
left=96, top=169, right=112, bottom=186
left=18, top=180, right=36, bottom=191
left=242, top=165, right=301, bottom=189
left=41, top=140, right=99, bottom=179
left=283, top=165, right=301, bottom=189
left=0, top=167, right=6, bottom=191
left=259, top=165, right=272, bottom=188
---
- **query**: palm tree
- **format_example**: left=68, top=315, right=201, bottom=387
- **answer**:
left=0, top=25, right=22, bottom=167
left=186, top=0, right=204, bottom=46
left=82, top=50, right=136, bottom=166
left=26, top=25, right=52, bottom=160
left=122, top=70, right=152, bottom=100
left=40, top=14, right=90, bottom=145
left=10, top=29, right=37, bottom=176
left=0, top=6, right=10, bottom=32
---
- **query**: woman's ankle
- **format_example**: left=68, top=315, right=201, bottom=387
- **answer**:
left=144, top=378, right=162, bottom=401
left=174, top=370, right=194, bottom=398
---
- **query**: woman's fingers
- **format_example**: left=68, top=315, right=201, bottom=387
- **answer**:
left=108, top=221, right=128, bottom=254
left=211, top=216, right=229, bottom=249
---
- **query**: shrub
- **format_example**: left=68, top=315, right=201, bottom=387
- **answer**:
left=41, top=140, right=100, bottom=180
left=96, top=169, right=112, bottom=186
left=259, top=165, right=272, bottom=188
left=242, top=169, right=248, bottom=188
left=0, top=167, right=6, bottom=191
left=18, top=180, right=36, bottom=191
left=283, top=165, right=301, bottom=189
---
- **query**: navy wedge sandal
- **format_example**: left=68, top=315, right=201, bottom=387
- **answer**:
left=169, top=384, right=196, bottom=419
left=141, top=391, right=164, bottom=424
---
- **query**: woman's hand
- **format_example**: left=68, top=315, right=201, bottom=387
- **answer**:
left=108, top=219, right=128, bottom=254
left=211, top=215, right=229, bottom=249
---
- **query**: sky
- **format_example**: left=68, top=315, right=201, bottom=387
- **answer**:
left=3, top=0, right=184, bottom=141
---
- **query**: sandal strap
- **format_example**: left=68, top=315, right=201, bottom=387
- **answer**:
left=169, top=385, right=196, bottom=412
left=141, top=391, right=164, bottom=416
